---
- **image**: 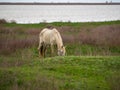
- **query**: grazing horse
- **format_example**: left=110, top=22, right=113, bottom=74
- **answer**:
left=38, top=28, right=66, bottom=57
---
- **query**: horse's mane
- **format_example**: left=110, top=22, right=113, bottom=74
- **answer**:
left=53, top=28, right=63, bottom=48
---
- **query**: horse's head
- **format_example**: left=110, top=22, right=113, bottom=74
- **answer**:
left=58, top=46, right=66, bottom=56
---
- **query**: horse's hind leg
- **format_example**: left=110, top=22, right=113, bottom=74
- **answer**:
left=38, top=42, right=45, bottom=57
left=39, top=45, right=44, bottom=57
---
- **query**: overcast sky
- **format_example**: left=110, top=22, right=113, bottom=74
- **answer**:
left=0, top=0, right=120, bottom=3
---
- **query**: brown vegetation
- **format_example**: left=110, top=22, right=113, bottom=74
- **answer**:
left=58, top=25, right=120, bottom=47
left=0, top=26, right=39, bottom=55
left=0, top=19, right=7, bottom=24
left=78, top=25, right=120, bottom=46
left=0, top=19, right=16, bottom=24
left=0, top=22, right=120, bottom=55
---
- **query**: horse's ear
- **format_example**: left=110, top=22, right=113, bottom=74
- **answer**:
left=61, top=46, right=66, bottom=49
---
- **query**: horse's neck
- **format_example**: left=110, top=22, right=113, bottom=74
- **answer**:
left=57, top=40, right=63, bottom=50
left=55, top=32, right=63, bottom=50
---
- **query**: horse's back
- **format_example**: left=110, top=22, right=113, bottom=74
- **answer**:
left=39, top=28, right=58, bottom=44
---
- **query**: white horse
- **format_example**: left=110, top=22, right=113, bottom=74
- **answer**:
left=38, top=28, right=66, bottom=57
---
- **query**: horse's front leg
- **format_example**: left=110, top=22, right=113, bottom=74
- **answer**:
left=43, top=46, right=46, bottom=58
left=51, top=44, right=54, bottom=57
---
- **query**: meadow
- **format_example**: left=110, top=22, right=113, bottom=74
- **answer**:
left=0, top=20, right=120, bottom=90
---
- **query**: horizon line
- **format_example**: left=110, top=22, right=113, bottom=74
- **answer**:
left=0, top=2, right=120, bottom=5
left=0, top=1, right=120, bottom=3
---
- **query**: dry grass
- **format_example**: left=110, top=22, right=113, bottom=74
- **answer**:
left=89, top=25, right=120, bottom=46
left=0, top=26, right=39, bottom=55
left=0, top=22, right=120, bottom=55
left=58, top=25, right=120, bottom=47
left=0, top=37, right=38, bottom=55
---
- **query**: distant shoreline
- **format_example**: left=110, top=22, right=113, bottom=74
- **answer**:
left=0, top=2, right=120, bottom=5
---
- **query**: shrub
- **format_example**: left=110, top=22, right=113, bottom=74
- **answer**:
left=0, top=19, right=7, bottom=24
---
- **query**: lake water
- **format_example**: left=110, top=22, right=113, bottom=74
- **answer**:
left=0, top=5, right=120, bottom=23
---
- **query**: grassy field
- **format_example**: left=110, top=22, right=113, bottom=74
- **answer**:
left=0, top=56, right=120, bottom=90
left=0, top=20, right=120, bottom=90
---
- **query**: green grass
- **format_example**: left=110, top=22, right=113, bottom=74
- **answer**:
left=0, top=56, right=120, bottom=90
left=2, top=20, right=120, bottom=29
left=65, top=44, right=120, bottom=56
